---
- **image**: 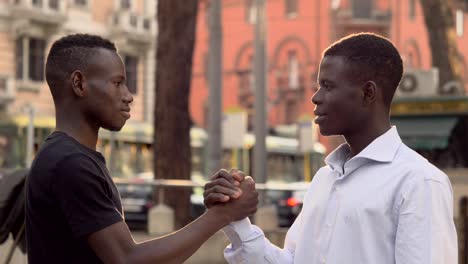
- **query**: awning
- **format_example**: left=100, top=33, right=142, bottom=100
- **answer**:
left=391, top=116, right=458, bottom=150
left=0, top=114, right=208, bottom=146
left=0, top=114, right=55, bottom=128
left=98, top=122, right=207, bottom=147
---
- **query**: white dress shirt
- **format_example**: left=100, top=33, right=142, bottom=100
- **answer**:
left=223, top=127, right=458, bottom=264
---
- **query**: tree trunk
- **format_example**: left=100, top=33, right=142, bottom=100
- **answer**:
left=154, top=0, right=198, bottom=228
left=419, top=0, right=463, bottom=94
left=419, top=0, right=468, bottom=167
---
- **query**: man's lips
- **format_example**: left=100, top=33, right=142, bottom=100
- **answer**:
left=121, top=110, right=131, bottom=119
left=314, top=111, right=326, bottom=124
left=314, top=115, right=327, bottom=124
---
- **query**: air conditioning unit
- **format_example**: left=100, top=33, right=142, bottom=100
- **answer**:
left=395, top=68, right=439, bottom=98
left=0, top=75, right=15, bottom=103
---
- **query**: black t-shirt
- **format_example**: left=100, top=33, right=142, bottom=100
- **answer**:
left=25, top=131, right=123, bottom=264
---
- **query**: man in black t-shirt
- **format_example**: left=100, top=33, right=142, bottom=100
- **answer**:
left=27, top=132, right=123, bottom=263
left=25, top=34, right=258, bottom=263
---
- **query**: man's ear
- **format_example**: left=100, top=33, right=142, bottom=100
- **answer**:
left=362, top=81, right=377, bottom=105
left=71, top=70, right=86, bottom=97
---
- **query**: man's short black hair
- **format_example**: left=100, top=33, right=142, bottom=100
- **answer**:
left=45, top=34, right=117, bottom=101
left=323, top=32, right=403, bottom=107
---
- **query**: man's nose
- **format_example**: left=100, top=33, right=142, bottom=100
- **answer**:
left=311, top=88, right=321, bottom=105
left=123, top=85, right=134, bottom=104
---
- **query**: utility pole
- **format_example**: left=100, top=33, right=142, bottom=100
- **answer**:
left=253, top=0, right=267, bottom=200
left=207, top=0, right=223, bottom=174
left=25, top=104, right=35, bottom=168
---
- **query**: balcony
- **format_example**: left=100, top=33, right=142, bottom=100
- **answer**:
left=332, top=8, right=391, bottom=37
left=276, top=75, right=305, bottom=101
left=109, top=10, right=156, bottom=47
left=9, top=0, right=67, bottom=26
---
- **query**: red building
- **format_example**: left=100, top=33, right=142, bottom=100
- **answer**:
left=190, top=0, right=468, bottom=152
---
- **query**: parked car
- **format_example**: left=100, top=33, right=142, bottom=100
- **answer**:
left=265, top=181, right=309, bottom=227
left=116, top=176, right=155, bottom=230
left=116, top=172, right=206, bottom=230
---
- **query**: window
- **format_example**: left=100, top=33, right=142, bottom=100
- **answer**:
left=352, top=0, right=372, bottom=18
left=288, top=51, right=299, bottom=89
left=74, top=0, right=88, bottom=6
left=32, top=0, right=42, bottom=7
left=49, top=0, right=59, bottom=9
left=238, top=55, right=254, bottom=93
left=248, top=56, right=255, bottom=91
left=15, top=37, right=46, bottom=82
left=246, top=0, right=256, bottom=24
left=143, top=18, right=151, bottom=30
left=285, top=0, right=298, bottom=18
left=129, top=14, right=138, bottom=27
left=29, top=38, right=46, bottom=81
left=124, top=55, right=138, bottom=94
left=285, top=100, right=298, bottom=124
left=409, top=0, right=415, bottom=20
left=121, top=0, right=131, bottom=10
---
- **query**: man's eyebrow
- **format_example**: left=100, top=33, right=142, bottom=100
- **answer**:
left=111, top=74, right=126, bottom=81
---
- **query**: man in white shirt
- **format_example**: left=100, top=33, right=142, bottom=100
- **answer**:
left=203, top=32, right=458, bottom=264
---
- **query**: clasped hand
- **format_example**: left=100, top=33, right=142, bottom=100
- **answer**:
left=203, top=169, right=258, bottom=222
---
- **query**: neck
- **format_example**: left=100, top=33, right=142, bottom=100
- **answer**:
left=55, top=106, right=99, bottom=150
left=344, top=117, right=391, bottom=157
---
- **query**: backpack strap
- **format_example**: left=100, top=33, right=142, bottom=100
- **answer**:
left=4, top=222, right=24, bottom=264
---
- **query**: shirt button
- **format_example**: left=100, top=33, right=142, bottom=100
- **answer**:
left=321, top=257, right=326, bottom=263
left=334, top=186, right=340, bottom=191
left=326, top=223, right=332, bottom=228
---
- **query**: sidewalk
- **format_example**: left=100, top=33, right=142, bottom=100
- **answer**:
left=1, top=229, right=287, bottom=263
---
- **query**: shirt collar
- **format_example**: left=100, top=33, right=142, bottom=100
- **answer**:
left=325, top=126, right=402, bottom=171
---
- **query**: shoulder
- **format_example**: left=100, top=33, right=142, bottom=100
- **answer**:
left=396, top=145, right=448, bottom=180
left=55, top=153, right=104, bottom=177
left=315, top=165, right=333, bottom=176
left=393, top=144, right=452, bottom=195
left=33, top=133, right=87, bottom=166
left=50, top=153, right=110, bottom=198
left=309, top=165, right=333, bottom=186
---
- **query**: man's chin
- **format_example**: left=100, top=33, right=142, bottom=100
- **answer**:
left=318, top=127, right=338, bottom=137
left=103, top=123, right=125, bottom=132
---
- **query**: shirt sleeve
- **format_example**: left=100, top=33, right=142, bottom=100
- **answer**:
left=52, top=154, right=124, bottom=238
left=222, top=214, right=301, bottom=264
left=395, top=174, right=458, bottom=264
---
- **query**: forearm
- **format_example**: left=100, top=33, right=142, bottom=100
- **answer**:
left=127, top=210, right=229, bottom=264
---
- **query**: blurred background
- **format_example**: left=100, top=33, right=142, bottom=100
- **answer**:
left=0, top=0, right=468, bottom=263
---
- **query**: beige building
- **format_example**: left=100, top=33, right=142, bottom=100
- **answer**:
left=0, top=0, right=157, bottom=130
left=0, top=0, right=158, bottom=175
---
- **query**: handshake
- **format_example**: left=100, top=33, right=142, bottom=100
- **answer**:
left=203, top=169, right=259, bottom=224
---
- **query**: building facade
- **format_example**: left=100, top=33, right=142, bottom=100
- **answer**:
left=191, top=0, right=468, bottom=152
left=0, top=0, right=157, bottom=124
left=0, top=0, right=157, bottom=174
